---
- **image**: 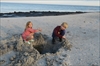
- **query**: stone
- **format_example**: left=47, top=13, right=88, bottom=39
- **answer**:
left=10, top=57, right=14, bottom=61
left=24, top=52, right=29, bottom=56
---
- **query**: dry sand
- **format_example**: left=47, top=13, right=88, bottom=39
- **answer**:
left=0, top=12, right=99, bottom=66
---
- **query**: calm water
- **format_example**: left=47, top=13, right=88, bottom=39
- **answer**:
left=0, top=2, right=100, bottom=13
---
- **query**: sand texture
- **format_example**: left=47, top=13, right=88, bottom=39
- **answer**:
left=0, top=12, right=99, bottom=66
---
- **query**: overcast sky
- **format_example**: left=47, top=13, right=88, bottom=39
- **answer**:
left=1, top=0, right=100, bottom=6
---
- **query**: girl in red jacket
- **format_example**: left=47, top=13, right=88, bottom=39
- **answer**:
left=22, top=21, right=41, bottom=44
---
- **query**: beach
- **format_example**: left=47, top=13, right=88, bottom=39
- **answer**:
left=0, top=12, right=99, bottom=66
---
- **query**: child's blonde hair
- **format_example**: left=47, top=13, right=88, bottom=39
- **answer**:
left=25, top=21, right=32, bottom=31
left=61, top=22, right=68, bottom=28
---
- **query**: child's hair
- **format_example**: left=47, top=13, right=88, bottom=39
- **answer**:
left=24, top=21, right=32, bottom=31
left=61, top=22, right=68, bottom=28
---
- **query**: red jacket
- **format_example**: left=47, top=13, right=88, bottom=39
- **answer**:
left=22, top=28, right=37, bottom=40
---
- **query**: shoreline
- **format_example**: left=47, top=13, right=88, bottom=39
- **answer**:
left=0, top=11, right=87, bottom=18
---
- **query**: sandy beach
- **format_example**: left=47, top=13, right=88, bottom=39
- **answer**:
left=0, top=12, right=99, bottom=66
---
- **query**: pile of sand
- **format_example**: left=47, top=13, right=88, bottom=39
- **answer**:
left=0, top=33, right=72, bottom=66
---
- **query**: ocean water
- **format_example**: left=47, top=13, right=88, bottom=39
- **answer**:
left=0, top=2, right=100, bottom=13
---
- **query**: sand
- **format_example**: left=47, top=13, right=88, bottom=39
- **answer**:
left=0, top=12, right=99, bottom=66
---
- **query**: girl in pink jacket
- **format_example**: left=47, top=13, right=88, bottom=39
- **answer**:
left=22, top=21, right=41, bottom=44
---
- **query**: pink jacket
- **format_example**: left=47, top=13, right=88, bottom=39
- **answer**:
left=22, top=28, right=37, bottom=41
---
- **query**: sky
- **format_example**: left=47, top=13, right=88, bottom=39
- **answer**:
left=1, top=0, right=100, bottom=6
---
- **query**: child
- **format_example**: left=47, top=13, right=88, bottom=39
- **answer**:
left=52, top=22, right=68, bottom=44
left=22, top=21, right=41, bottom=44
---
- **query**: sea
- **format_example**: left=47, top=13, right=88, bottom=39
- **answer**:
left=0, top=2, right=100, bottom=13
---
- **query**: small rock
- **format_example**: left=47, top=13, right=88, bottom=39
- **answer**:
left=62, top=54, right=67, bottom=57
left=13, top=55, right=16, bottom=59
left=24, top=52, right=29, bottom=56
left=92, top=54, right=94, bottom=56
left=10, top=57, right=14, bottom=61
left=67, top=31, right=70, bottom=33
left=83, top=32, right=86, bottom=34
left=59, top=57, right=64, bottom=60
left=79, top=58, right=82, bottom=61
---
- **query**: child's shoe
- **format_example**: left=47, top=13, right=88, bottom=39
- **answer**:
left=30, top=39, right=34, bottom=42
left=25, top=41, right=31, bottom=44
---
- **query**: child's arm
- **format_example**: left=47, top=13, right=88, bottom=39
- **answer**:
left=27, top=28, right=41, bottom=33
left=33, top=28, right=42, bottom=33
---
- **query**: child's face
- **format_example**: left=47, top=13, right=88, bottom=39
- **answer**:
left=28, top=23, right=33, bottom=28
left=61, top=26, right=66, bottom=30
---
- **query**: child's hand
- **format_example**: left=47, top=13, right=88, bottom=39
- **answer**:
left=38, top=28, right=42, bottom=32
left=62, top=36, right=66, bottom=39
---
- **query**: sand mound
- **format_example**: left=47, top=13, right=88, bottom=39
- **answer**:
left=0, top=33, right=72, bottom=66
